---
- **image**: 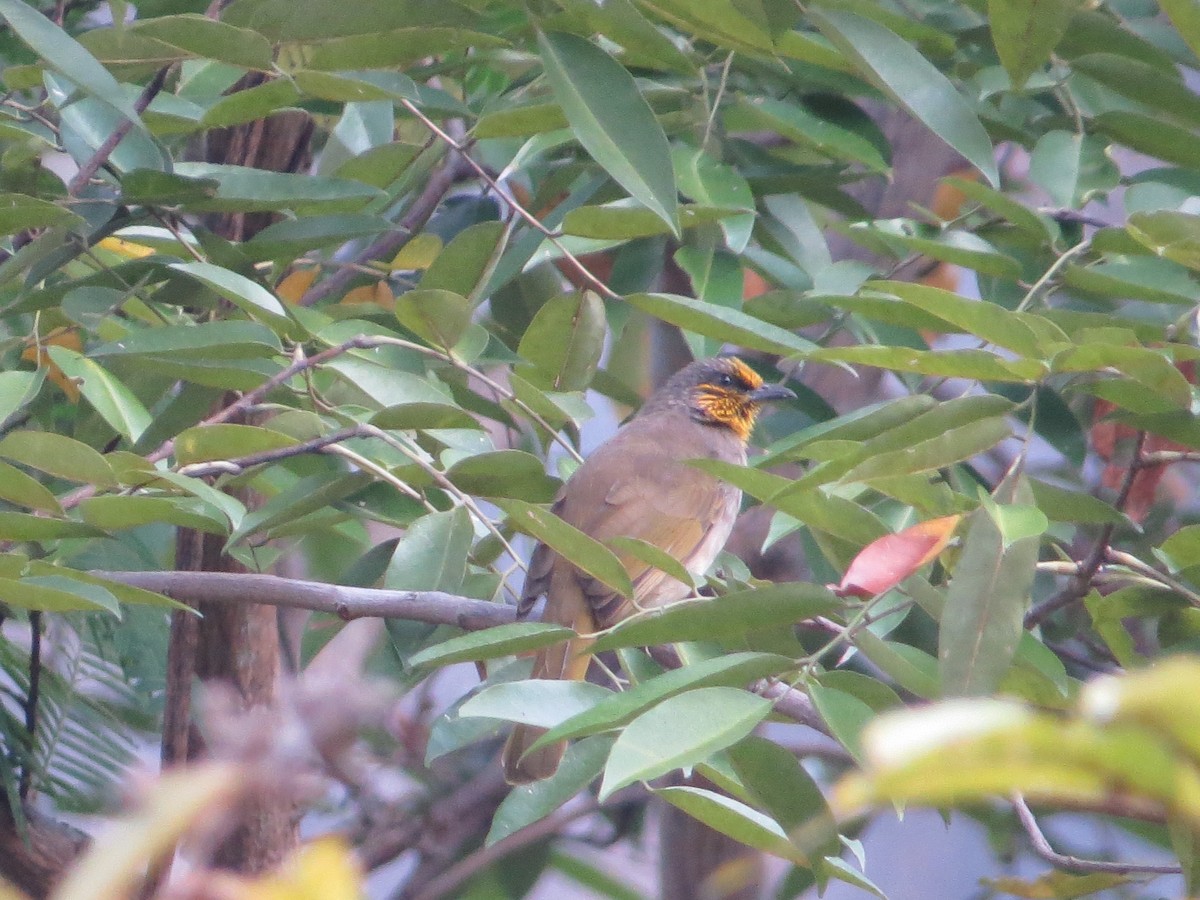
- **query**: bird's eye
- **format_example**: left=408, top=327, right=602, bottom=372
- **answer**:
left=717, top=373, right=735, bottom=387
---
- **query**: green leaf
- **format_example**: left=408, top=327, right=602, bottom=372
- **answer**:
left=90, top=321, right=282, bottom=359
left=174, top=423, right=299, bottom=467
left=394, top=289, right=472, bottom=350
left=201, top=79, right=303, bottom=129
left=459, top=680, right=612, bottom=727
left=79, top=495, right=227, bottom=534
left=590, top=583, right=841, bottom=652
left=1160, top=0, right=1200, bottom=64
left=409, top=623, right=577, bottom=670
left=1127, top=211, right=1200, bottom=272
left=1073, top=54, right=1200, bottom=131
left=988, top=0, right=1075, bottom=90
left=45, top=347, right=152, bottom=443
left=1094, top=112, right=1200, bottom=170
left=625, top=292, right=816, bottom=357
left=810, top=9, right=998, bottom=187
left=0, top=0, right=146, bottom=132
left=446, top=451, right=559, bottom=503
left=655, top=785, right=802, bottom=861
left=0, top=460, right=61, bottom=514
left=599, top=687, right=772, bottom=799
left=533, top=652, right=796, bottom=749
left=168, top=262, right=291, bottom=329
left=386, top=507, right=473, bottom=594
left=538, top=31, right=678, bottom=235
left=0, top=194, right=84, bottom=236
left=0, top=432, right=115, bottom=488
left=301, top=27, right=508, bottom=71
left=1029, top=131, right=1119, bottom=209
left=808, top=681, right=875, bottom=762
left=870, top=280, right=1042, bottom=356
left=419, top=221, right=508, bottom=300
left=731, top=96, right=889, bottom=174
left=0, top=512, right=104, bottom=541
left=940, top=480, right=1040, bottom=697
left=728, top=736, right=840, bottom=860
left=517, top=291, right=606, bottom=392
left=0, top=575, right=118, bottom=615
left=838, top=416, right=1013, bottom=484
left=171, top=162, right=384, bottom=212
left=673, top=147, right=755, bottom=253
left=807, top=345, right=1045, bottom=382
left=0, top=371, right=45, bottom=426
left=129, top=15, right=273, bottom=69
left=486, top=735, right=613, bottom=846
left=498, top=499, right=634, bottom=600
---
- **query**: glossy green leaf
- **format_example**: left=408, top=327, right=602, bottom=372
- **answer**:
left=301, top=26, right=507, bottom=70
left=1094, top=112, right=1200, bottom=170
left=385, top=507, right=473, bottom=594
left=0, top=431, right=115, bottom=488
left=673, top=147, right=755, bottom=253
left=446, top=450, right=559, bottom=502
left=807, top=345, right=1045, bottom=382
left=0, top=512, right=104, bottom=541
left=171, top=163, right=384, bottom=212
left=174, top=424, right=299, bottom=466
left=498, top=498, right=634, bottom=600
left=870, top=281, right=1042, bottom=355
left=459, top=680, right=612, bottom=727
left=538, top=31, right=678, bottom=235
left=626, top=292, right=816, bottom=357
left=1029, top=131, right=1119, bottom=209
left=201, top=78, right=303, bottom=129
left=517, top=291, right=606, bottom=392
left=1160, top=0, right=1200, bottom=63
left=732, top=96, right=889, bottom=173
left=988, top=0, right=1075, bottom=90
left=0, top=460, right=61, bottom=515
left=1127, top=211, right=1200, bottom=272
left=0, top=371, right=45, bottom=427
left=409, top=623, right=578, bottom=670
left=810, top=9, right=998, bottom=187
left=590, top=583, right=841, bottom=652
left=168, top=262, right=290, bottom=328
left=129, top=15, right=273, bottom=69
left=1073, top=54, right=1200, bottom=131
left=533, top=652, right=795, bottom=749
left=394, top=289, right=472, bottom=350
left=0, top=575, right=118, bottom=614
left=599, top=687, right=772, bottom=799
left=91, top=321, right=282, bottom=359
left=45, top=347, right=152, bottom=443
left=78, top=495, right=227, bottom=534
left=0, top=194, right=84, bottom=236
left=808, top=681, right=876, bottom=762
left=940, top=479, right=1040, bottom=697
left=655, top=785, right=802, bottom=861
left=0, top=0, right=145, bottom=131
left=419, top=221, right=508, bottom=300
left=486, top=735, right=614, bottom=846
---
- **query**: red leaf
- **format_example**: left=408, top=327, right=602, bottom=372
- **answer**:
left=834, top=515, right=962, bottom=598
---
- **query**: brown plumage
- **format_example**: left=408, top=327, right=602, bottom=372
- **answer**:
left=502, top=356, right=794, bottom=784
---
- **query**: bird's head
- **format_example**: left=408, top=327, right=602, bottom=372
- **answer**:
left=648, top=356, right=795, bottom=440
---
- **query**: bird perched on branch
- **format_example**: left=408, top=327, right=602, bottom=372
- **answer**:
left=503, top=356, right=795, bottom=784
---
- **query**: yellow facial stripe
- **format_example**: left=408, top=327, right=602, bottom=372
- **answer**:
left=727, top=357, right=763, bottom=390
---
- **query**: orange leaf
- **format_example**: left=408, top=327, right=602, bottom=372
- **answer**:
left=834, top=515, right=961, bottom=599
left=276, top=268, right=318, bottom=304
left=21, top=328, right=82, bottom=401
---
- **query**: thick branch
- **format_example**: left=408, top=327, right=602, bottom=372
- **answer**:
left=89, top=570, right=517, bottom=631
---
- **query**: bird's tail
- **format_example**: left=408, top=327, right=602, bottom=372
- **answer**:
left=502, top=636, right=592, bottom=784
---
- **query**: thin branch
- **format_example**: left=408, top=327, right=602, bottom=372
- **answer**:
left=396, top=98, right=621, bottom=302
left=1012, top=795, right=1180, bottom=876
left=88, top=570, right=517, bottom=631
left=1025, top=430, right=1147, bottom=629
left=1015, top=238, right=1091, bottom=313
left=19, top=611, right=42, bottom=801
left=175, top=427, right=365, bottom=479
left=298, top=144, right=459, bottom=307
left=67, top=66, right=169, bottom=196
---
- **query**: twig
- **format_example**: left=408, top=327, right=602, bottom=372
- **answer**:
left=1025, top=430, right=1147, bottom=629
left=396, top=98, right=621, bottom=302
left=1015, top=238, right=1091, bottom=313
left=88, top=570, right=517, bottom=631
left=1012, top=795, right=1180, bottom=876
left=298, top=145, right=459, bottom=307
left=67, top=66, right=169, bottom=196
left=19, top=611, right=42, bottom=801
left=407, top=798, right=604, bottom=900
left=174, top=427, right=365, bottom=479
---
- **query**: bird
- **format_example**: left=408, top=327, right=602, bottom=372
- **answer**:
left=502, top=355, right=795, bottom=784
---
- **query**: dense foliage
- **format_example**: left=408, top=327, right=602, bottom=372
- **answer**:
left=1, top=0, right=1200, bottom=897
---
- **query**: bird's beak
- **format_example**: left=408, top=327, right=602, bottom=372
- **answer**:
left=748, top=383, right=796, bottom=403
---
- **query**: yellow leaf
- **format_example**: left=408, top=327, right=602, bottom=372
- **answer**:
left=340, top=281, right=393, bottom=308
left=241, top=837, right=365, bottom=900
left=277, top=268, right=318, bottom=304
left=96, top=236, right=156, bottom=259
left=389, top=233, right=442, bottom=271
